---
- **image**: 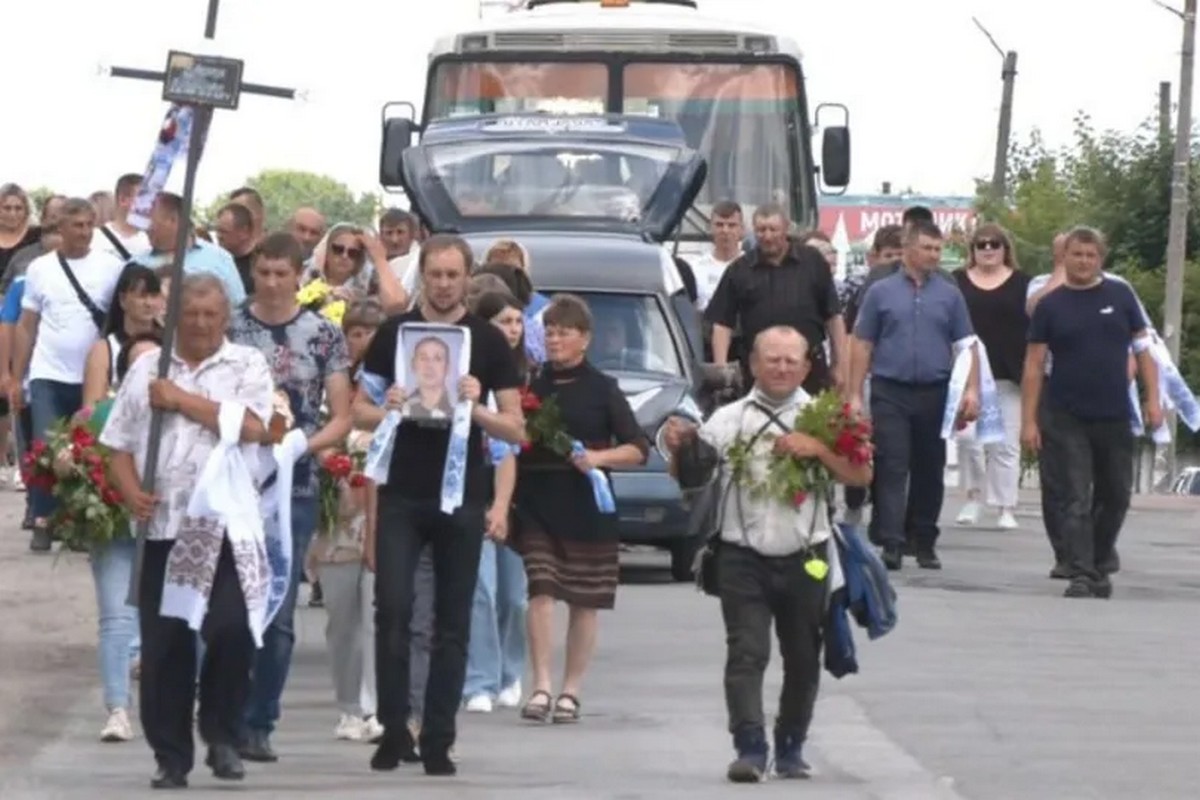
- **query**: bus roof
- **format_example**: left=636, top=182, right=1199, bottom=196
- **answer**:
left=428, top=1, right=803, bottom=60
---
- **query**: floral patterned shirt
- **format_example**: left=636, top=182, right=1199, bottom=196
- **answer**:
left=229, top=307, right=350, bottom=497
left=99, top=341, right=275, bottom=541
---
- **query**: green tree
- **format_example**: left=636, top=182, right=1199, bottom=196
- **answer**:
left=202, top=170, right=381, bottom=231
left=26, top=186, right=58, bottom=215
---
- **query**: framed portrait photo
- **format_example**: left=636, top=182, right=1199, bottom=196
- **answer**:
left=395, top=323, right=473, bottom=427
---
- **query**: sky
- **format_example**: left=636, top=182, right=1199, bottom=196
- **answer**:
left=0, top=0, right=1186, bottom=206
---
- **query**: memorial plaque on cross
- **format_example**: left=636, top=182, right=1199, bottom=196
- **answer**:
left=113, top=0, right=299, bottom=603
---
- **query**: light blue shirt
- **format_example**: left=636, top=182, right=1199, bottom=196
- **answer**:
left=136, top=240, right=247, bottom=307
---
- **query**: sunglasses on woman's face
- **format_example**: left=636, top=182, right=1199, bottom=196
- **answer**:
left=974, top=239, right=1004, bottom=251
left=330, top=243, right=363, bottom=259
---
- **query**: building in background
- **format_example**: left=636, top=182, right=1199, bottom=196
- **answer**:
left=817, top=194, right=976, bottom=280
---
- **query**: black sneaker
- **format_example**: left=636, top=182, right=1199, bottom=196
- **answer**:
left=773, top=727, right=812, bottom=779
left=881, top=543, right=902, bottom=571
left=370, top=730, right=420, bottom=771
left=238, top=730, right=278, bottom=763
left=1048, top=562, right=1072, bottom=580
left=29, top=526, right=51, bottom=553
left=150, top=766, right=188, bottom=789
left=915, top=549, right=942, bottom=570
left=1099, top=550, right=1120, bottom=576
left=205, top=744, right=245, bottom=780
left=308, top=581, right=324, bottom=608
left=726, top=727, right=768, bottom=783
left=422, top=751, right=457, bottom=776
left=1063, top=577, right=1094, bottom=598
left=1092, top=575, right=1113, bottom=600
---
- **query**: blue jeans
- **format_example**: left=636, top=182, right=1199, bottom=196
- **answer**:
left=29, top=379, right=83, bottom=519
left=463, top=539, right=528, bottom=699
left=90, top=537, right=139, bottom=710
left=244, top=495, right=318, bottom=735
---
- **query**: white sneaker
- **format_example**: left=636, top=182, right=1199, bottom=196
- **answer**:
left=997, top=509, right=1018, bottom=530
left=464, top=694, right=494, bottom=713
left=360, top=715, right=385, bottom=743
left=334, top=714, right=364, bottom=741
left=496, top=681, right=522, bottom=708
left=100, top=708, right=134, bottom=742
left=956, top=501, right=981, bottom=525
left=10, top=467, right=24, bottom=492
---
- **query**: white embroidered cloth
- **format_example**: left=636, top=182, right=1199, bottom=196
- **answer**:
left=160, top=404, right=273, bottom=647
left=942, top=335, right=1004, bottom=444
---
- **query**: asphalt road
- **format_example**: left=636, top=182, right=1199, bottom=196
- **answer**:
left=3, top=490, right=1199, bottom=799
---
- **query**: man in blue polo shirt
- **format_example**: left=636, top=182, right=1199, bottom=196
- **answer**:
left=848, top=219, right=981, bottom=571
left=135, top=192, right=246, bottom=308
left=1021, top=226, right=1160, bottom=600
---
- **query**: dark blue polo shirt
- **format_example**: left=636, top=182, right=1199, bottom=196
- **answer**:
left=854, top=268, right=973, bottom=384
left=1029, top=280, right=1145, bottom=421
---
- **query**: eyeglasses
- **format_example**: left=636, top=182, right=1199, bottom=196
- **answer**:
left=973, top=239, right=1004, bottom=251
left=330, top=243, right=363, bottom=259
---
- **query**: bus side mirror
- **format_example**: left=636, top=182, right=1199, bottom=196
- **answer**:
left=380, top=102, right=420, bottom=188
left=821, top=126, right=851, bottom=188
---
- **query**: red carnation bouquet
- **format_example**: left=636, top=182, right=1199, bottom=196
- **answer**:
left=728, top=390, right=873, bottom=509
left=317, top=445, right=369, bottom=536
left=518, top=386, right=573, bottom=458
left=22, top=403, right=129, bottom=551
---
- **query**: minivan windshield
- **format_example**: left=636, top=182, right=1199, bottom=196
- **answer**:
left=423, top=135, right=682, bottom=222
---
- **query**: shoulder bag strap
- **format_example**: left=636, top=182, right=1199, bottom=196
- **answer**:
left=56, top=254, right=107, bottom=331
left=99, top=226, right=132, bottom=261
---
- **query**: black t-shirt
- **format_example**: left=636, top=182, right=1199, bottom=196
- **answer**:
left=704, top=244, right=840, bottom=361
left=1029, top=280, right=1144, bottom=421
left=362, top=308, right=520, bottom=504
left=954, top=269, right=1030, bottom=383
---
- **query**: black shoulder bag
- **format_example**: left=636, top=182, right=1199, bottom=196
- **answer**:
left=57, top=254, right=107, bottom=331
left=694, top=402, right=790, bottom=597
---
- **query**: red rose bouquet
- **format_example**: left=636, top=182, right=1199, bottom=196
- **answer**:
left=518, top=386, right=573, bottom=458
left=728, top=390, right=873, bottom=509
left=22, top=403, right=129, bottom=550
left=317, top=448, right=369, bottom=535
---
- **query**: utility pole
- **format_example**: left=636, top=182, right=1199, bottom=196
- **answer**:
left=1160, top=81, right=1173, bottom=141
left=973, top=18, right=1018, bottom=203
left=1158, top=0, right=1196, bottom=483
left=108, top=0, right=299, bottom=604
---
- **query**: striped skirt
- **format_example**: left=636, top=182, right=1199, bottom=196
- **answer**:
left=515, top=519, right=619, bottom=610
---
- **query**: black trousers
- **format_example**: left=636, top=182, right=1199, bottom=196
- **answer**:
left=1036, top=393, right=1067, bottom=564
left=719, top=542, right=826, bottom=739
left=869, top=378, right=948, bottom=549
left=374, top=494, right=484, bottom=757
left=139, top=537, right=254, bottom=775
left=1040, top=405, right=1133, bottom=581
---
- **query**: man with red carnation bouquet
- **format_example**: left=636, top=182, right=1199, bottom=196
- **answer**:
left=662, top=325, right=873, bottom=784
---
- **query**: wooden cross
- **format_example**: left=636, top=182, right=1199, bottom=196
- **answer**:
left=115, top=0, right=299, bottom=603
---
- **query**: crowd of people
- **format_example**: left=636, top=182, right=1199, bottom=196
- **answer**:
left=0, top=174, right=1169, bottom=788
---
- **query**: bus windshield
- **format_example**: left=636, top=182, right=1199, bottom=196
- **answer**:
left=426, top=60, right=809, bottom=232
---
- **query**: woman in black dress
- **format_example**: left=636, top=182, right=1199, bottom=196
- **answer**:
left=515, top=294, right=649, bottom=724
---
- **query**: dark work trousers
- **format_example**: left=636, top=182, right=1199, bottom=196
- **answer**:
left=1040, top=405, right=1133, bottom=582
left=1036, top=392, right=1067, bottom=564
left=869, top=378, right=949, bottom=550
left=719, top=541, right=826, bottom=739
left=139, top=537, right=254, bottom=776
left=374, top=494, right=484, bottom=758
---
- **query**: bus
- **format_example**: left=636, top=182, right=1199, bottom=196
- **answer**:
left=381, top=0, right=849, bottom=247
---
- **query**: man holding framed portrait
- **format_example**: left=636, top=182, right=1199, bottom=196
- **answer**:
left=352, top=234, right=524, bottom=778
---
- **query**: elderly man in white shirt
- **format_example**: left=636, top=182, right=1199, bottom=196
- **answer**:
left=10, top=197, right=124, bottom=551
left=101, top=274, right=276, bottom=790
left=663, top=325, right=872, bottom=785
